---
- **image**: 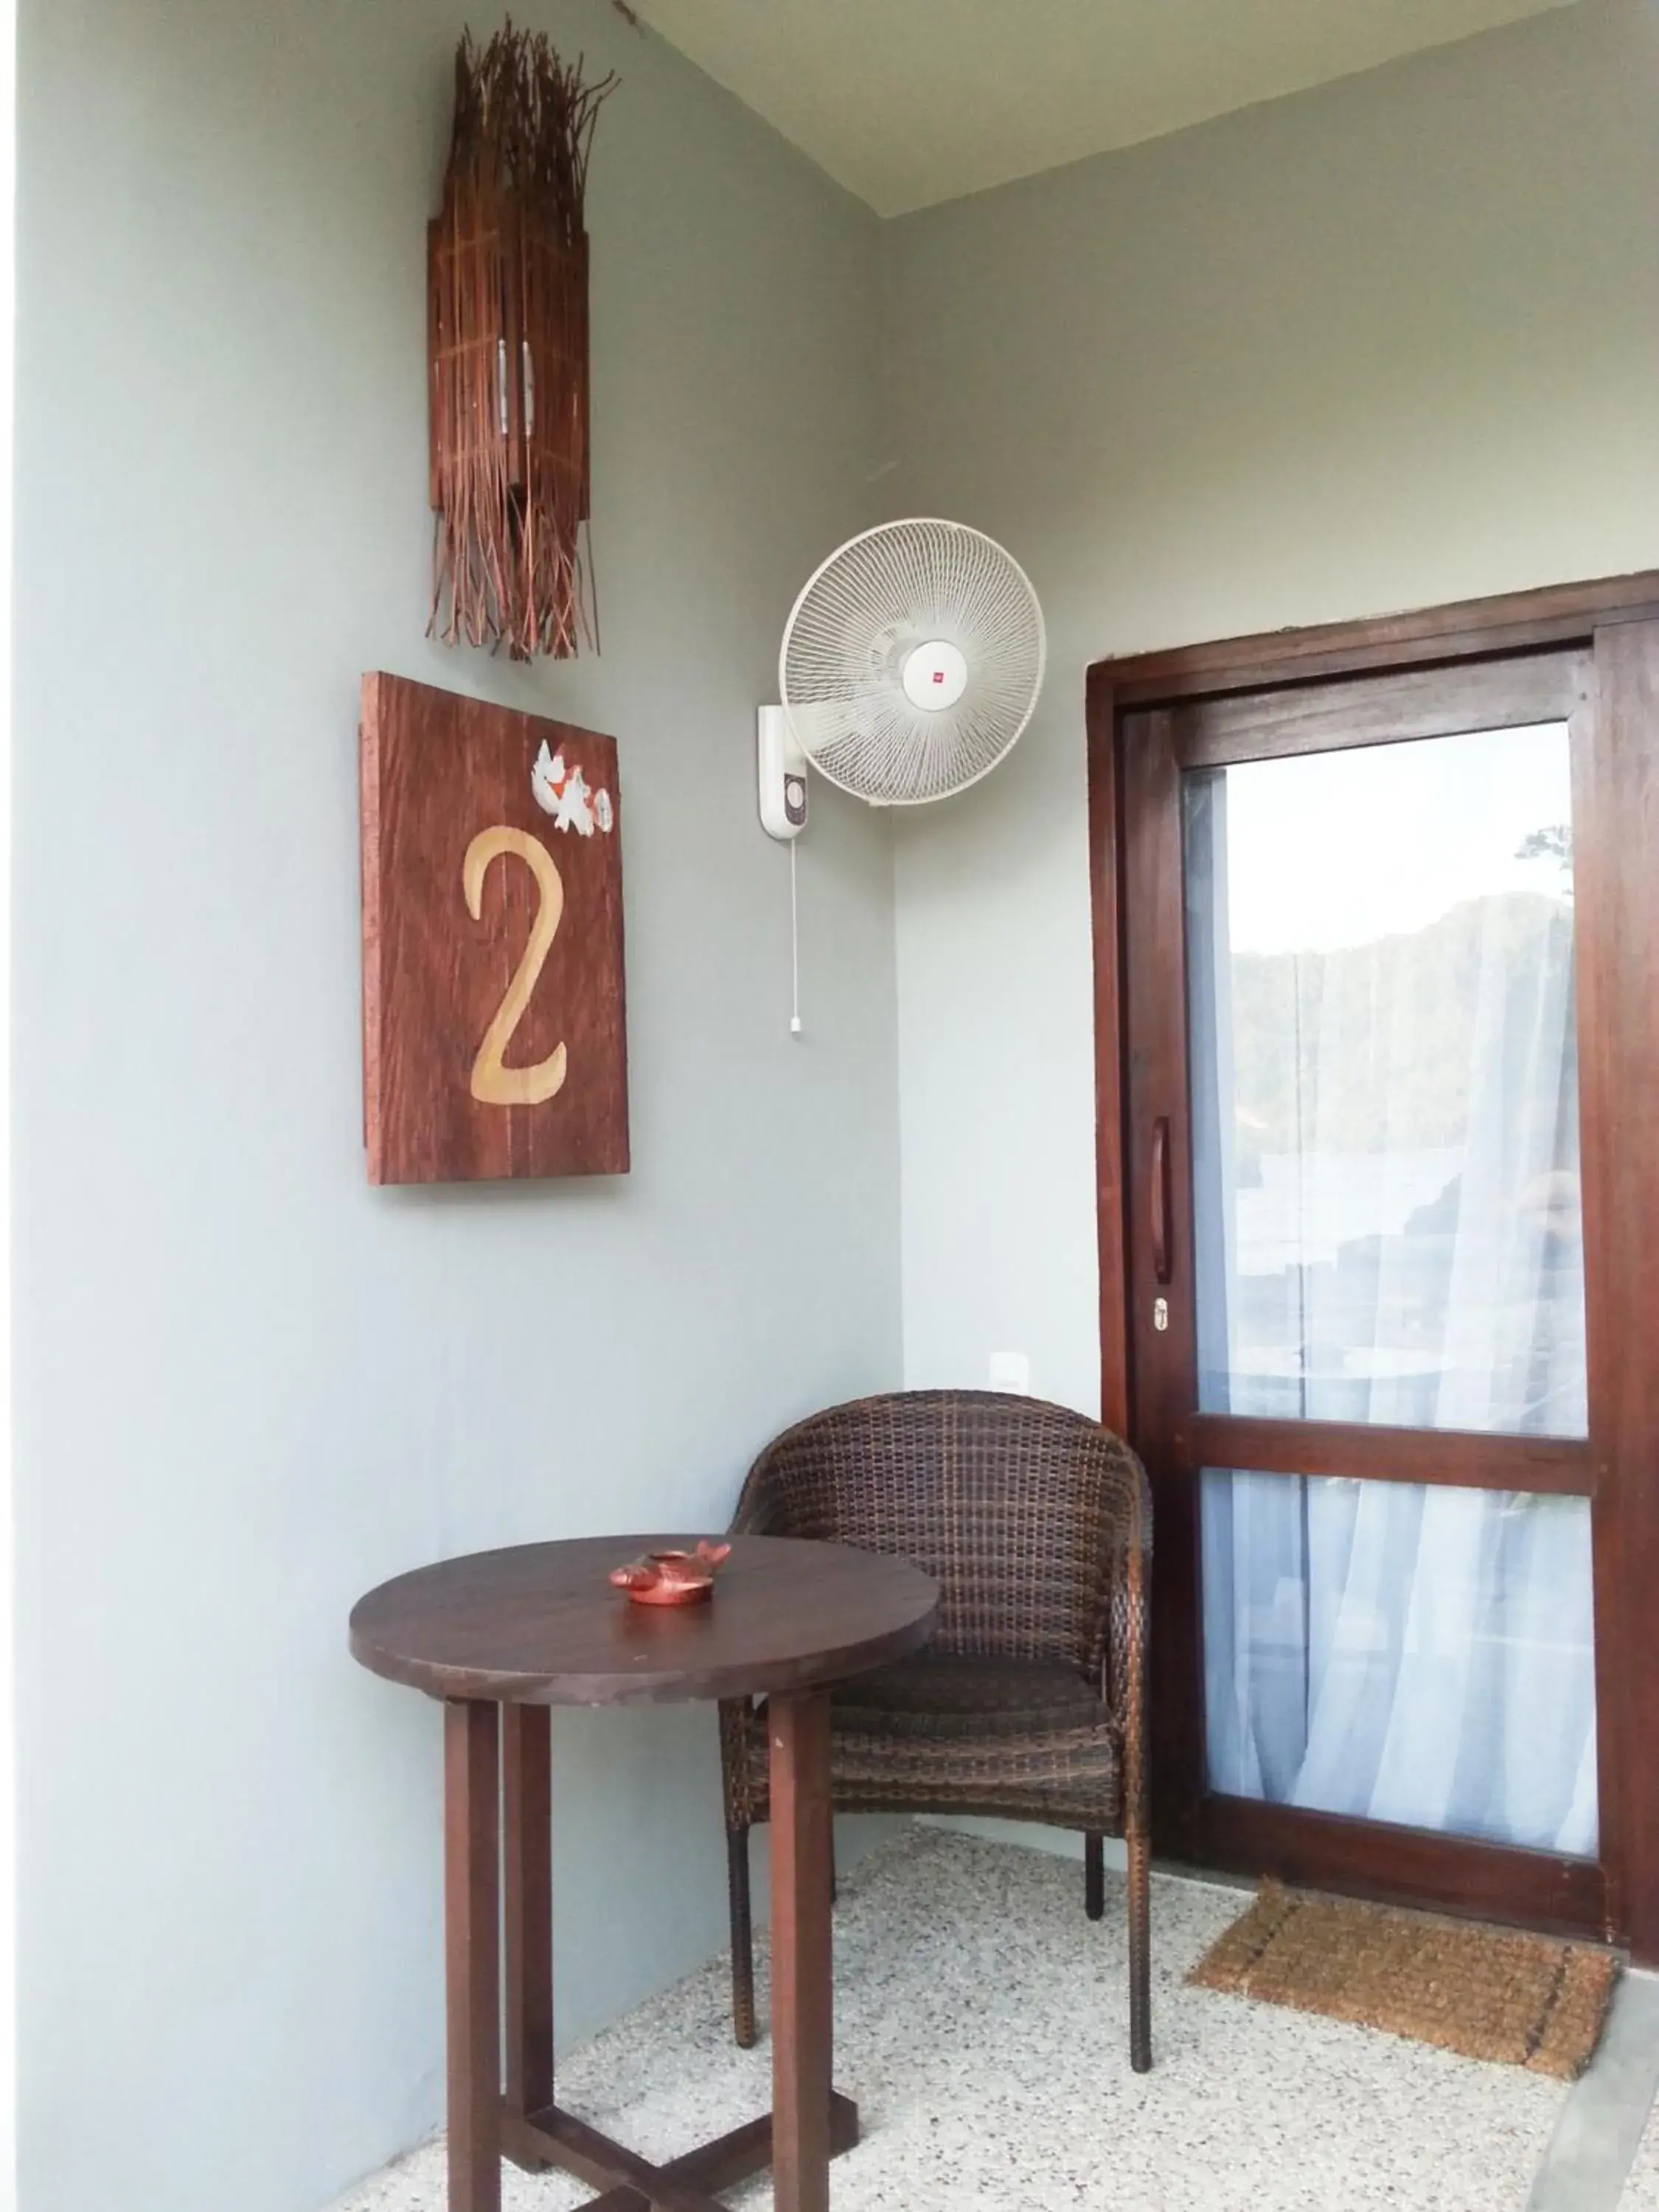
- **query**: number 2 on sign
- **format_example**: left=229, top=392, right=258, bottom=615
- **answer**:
left=462, top=826, right=568, bottom=1107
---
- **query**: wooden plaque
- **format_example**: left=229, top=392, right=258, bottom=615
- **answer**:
left=361, top=672, right=628, bottom=1184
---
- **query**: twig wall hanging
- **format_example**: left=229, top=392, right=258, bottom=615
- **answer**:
left=428, top=24, right=615, bottom=660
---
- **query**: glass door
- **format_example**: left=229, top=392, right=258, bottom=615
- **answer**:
left=1115, top=643, right=1620, bottom=1931
left=1189, top=723, right=1594, bottom=1855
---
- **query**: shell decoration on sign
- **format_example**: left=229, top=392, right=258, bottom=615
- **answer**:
left=532, top=737, right=614, bottom=835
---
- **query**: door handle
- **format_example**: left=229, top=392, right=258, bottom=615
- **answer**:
left=1150, top=1116, right=1172, bottom=1286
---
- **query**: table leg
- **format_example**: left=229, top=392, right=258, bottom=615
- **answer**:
left=504, top=1703, right=554, bottom=2149
left=445, top=1698, right=501, bottom=2212
left=768, top=1690, right=834, bottom=2212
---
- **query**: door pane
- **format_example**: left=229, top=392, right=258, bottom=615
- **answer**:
left=1185, top=723, right=1586, bottom=1436
left=1203, top=1470, right=1597, bottom=1853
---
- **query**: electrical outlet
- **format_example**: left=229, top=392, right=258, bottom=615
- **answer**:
left=989, top=1352, right=1031, bottom=1394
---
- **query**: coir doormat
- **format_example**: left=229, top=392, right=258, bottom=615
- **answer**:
left=1187, top=1879, right=1617, bottom=2079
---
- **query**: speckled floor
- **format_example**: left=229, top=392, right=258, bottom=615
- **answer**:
left=333, top=1827, right=1597, bottom=2212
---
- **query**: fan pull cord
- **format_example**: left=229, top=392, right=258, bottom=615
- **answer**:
left=801, top=836, right=814, bottom=1035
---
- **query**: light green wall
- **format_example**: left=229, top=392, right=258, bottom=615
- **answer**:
left=883, top=0, right=1659, bottom=1413
left=11, top=4, right=899, bottom=2208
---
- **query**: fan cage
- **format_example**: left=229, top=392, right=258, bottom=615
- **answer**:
left=779, top=518, right=1046, bottom=806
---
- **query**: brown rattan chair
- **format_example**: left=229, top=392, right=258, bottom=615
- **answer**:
left=718, top=1388, right=1153, bottom=2071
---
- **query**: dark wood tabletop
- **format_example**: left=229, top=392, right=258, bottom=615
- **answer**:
left=349, top=1532, right=939, bottom=1706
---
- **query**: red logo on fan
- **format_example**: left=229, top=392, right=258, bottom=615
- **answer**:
left=932, top=669, right=945, bottom=684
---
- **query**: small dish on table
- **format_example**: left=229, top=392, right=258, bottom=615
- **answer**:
left=610, top=1540, right=731, bottom=1605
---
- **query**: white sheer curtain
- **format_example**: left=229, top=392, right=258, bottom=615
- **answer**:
left=1188, top=731, right=1597, bottom=1857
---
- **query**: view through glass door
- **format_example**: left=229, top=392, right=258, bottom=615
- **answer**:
left=1112, top=636, right=1628, bottom=1931
left=1187, top=723, right=1594, bottom=1856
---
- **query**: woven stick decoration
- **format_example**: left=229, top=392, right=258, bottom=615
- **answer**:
left=429, top=24, right=615, bottom=658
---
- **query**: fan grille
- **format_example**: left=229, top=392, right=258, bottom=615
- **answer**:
left=779, top=519, right=1046, bottom=805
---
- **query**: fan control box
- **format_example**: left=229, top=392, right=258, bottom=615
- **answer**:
left=757, top=705, right=808, bottom=841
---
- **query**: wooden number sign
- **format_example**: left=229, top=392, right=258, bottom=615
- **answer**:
left=360, top=672, right=628, bottom=1183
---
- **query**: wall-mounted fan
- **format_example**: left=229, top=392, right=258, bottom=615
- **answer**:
left=759, top=518, right=1046, bottom=829
left=757, top=517, right=1045, bottom=1028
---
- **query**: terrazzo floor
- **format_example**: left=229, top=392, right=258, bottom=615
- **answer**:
left=333, top=1828, right=1634, bottom=2212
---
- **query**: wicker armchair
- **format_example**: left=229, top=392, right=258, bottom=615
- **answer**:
left=718, top=1388, right=1153, bottom=2072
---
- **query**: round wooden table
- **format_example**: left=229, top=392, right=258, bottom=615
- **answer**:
left=349, top=1533, right=939, bottom=2212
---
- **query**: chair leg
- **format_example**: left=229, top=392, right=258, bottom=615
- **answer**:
left=727, top=1826, right=758, bottom=2049
left=1127, top=1831, right=1152, bottom=2073
left=1084, top=1832, right=1105, bottom=1921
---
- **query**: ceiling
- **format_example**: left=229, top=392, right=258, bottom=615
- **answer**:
left=633, top=0, right=1579, bottom=216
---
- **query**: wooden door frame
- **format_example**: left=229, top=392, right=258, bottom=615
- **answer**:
left=1087, top=568, right=1659, bottom=1959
